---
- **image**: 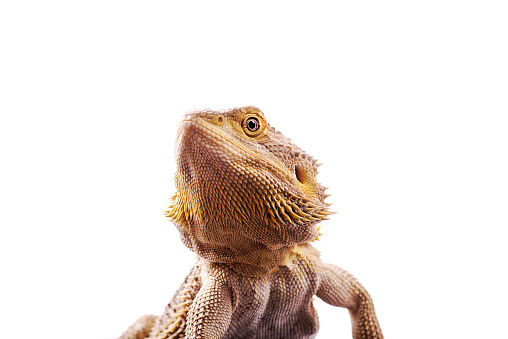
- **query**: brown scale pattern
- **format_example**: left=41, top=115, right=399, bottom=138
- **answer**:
left=120, top=107, right=383, bottom=339
left=149, top=265, right=202, bottom=339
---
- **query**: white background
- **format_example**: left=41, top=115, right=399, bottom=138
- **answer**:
left=1, top=1, right=507, bottom=338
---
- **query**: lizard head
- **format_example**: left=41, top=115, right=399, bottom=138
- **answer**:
left=166, top=106, right=332, bottom=266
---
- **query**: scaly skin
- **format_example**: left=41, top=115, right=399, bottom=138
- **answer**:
left=120, top=107, right=383, bottom=339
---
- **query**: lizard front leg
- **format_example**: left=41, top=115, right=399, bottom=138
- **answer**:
left=185, top=271, right=234, bottom=339
left=119, top=314, right=158, bottom=339
left=316, top=262, right=383, bottom=339
left=120, top=265, right=202, bottom=339
left=149, top=264, right=202, bottom=339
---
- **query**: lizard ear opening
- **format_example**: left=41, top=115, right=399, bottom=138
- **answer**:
left=295, top=165, right=307, bottom=184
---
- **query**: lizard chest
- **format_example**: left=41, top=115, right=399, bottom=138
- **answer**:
left=223, top=257, right=320, bottom=339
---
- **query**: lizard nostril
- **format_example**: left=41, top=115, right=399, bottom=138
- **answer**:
left=213, top=115, right=225, bottom=126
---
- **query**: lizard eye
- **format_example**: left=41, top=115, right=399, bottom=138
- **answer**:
left=246, top=118, right=259, bottom=132
left=241, top=114, right=265, bottom=138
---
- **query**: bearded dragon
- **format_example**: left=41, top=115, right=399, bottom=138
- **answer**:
left=120, top=106, right=383, bottom=339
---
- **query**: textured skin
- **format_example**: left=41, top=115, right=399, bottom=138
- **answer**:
left=120, top=107, right=383, bottom=339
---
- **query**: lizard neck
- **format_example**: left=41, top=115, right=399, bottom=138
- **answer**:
left=196, top=243, right=320, bottom=277
left=174, top=219, right=319, bottom=272
left=179, top=217, right=320, bottom=277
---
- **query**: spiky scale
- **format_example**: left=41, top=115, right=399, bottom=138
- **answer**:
left=120, top=107, right=383, bottom=339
